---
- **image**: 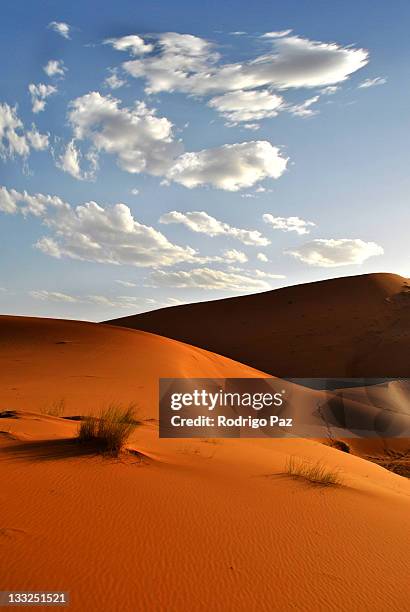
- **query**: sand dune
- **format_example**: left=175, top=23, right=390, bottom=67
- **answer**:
left=0, top=315, right=267, bottom=417
left=2, top=315, right=408, bottom=438
left=1, top=314, right=409, bottom=611
left=1, top=409, right=409, bottom=612
left=108, top=273, right=410, bottom=378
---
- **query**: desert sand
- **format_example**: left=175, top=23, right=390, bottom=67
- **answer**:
left=1, top=314, right=410, bottom=611
left=108, top=273, right=410, bottom=378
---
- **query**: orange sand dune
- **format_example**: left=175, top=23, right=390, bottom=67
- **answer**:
left=1, top=408, right=410, bottom=612
left=108, top=273, right=410, bottom=378
left=1, top=314, right=409, bottom=611
left=2, top=315, right=408, bottom=440
left=0, top=315, right=268, bottom=417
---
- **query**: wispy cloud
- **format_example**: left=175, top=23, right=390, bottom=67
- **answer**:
left=358, top=76, right=387, bottom=89
left=48, top=21, right=71, bottom=39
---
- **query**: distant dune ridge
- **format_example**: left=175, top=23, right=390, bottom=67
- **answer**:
left=107, top=273, right=410, bottom=378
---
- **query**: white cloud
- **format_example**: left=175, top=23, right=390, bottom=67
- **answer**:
left=223, top=249, right=248, bottom=263
left=48, top=21, right=71, bottom=39
left=358, top=76, right=387, bottom=89
left=166, top=141, right=288, bottom=191
left=66, top=92, right=181, bottom=177
left=104, top=68, right=127, bottom=90
left=159, top=210, right=270, bottom=246
left=30, top=290, right=78, bottom=303
left=0, top=186, right=65, bottom=216
left=0, top=186, right=18, bottom=213
left=0, top=185, right=201, bottom=268
left=252, top=269, right=285, bottom=279
left=130, top=188, right=139, bottom=196
left=35, top=200, right=199, bottom=267
left=261, top=30, right=293, bottom=39
left=105, top=34, right=154, bottom=55
left=115, top=280, right=136, bottom=287
left=30, top=289, right=147, bottom=309
left=123, top=33, right=218, bottom=95
left=0, top=103, right=49, bottom=159
left=43, top=60, right=67, bottom=78
left=123, top=32, right=368, bottom=95
left=208, top=89, right=283, bottom=123
left=28, top=83, right=57, bottom=113
left=287, top=95, right=320, bottom=117
left=263, top=213, right=316, bottom=235
left=63, top=92, right=288, bottom=190
left=257, top=252, right=268, bottom=262
left=85, top=294, right=142, bottom=309
left=149, top=267, right=276, bottom=291
left=286, top=238, right=384, bottom=267
left=321, top=85, right=340, bottom=95
left=57, top=140, right=98, bottom=181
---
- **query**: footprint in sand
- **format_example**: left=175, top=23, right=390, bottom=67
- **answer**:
left=0, top=527, right=27, bottom=541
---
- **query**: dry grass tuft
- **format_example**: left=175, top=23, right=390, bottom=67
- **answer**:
left=286, top=456, right=342, bottom=486
left=78, top=403, right=139, bottom=456
left=41, top=399, right=66, bottom=417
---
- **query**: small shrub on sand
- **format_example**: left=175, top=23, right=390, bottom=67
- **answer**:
left=78, top=403, right=138, bottom=456
left=42, top=399, right=66, bottom=417
left=286, top=456, right=342, bottom=486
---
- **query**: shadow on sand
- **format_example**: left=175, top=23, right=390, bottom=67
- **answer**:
left=0, top=438, right=99, bottom=462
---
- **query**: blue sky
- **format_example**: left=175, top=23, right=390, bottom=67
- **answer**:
left=1, top=0, right=409, bottom=320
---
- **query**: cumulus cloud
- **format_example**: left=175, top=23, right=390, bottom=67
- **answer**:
left=122, top=32, right=218, bottom=94
left=165, top=141, right=288, bottom=191
left=208, top=89, right=283, bottom=123
left=65, top=92, right=181, bottom=177
left=159, top=210, right=270, bottom=246
left=263, top=213, right=315, bottom=235
left=105, top=34, right=154, bottom=55
left=43, top=60, right=67, bottom=78
left=223, top=249, right=248, bottom=263
left=35, top=200, right=200, bottom=267
left=123, top=32, right=368, bottom=96
left=62, top=93, right=288, bottom=190
left=286, top=238, right=384, bottom=267
left=257, top=252, right=268, bottom=262
left=0, top=186, right=65, bottom=216
left=0, top=103, right=49, bottom=159
left=0, top=185, right=202, bottom=268
left=149, top=267, right=276, bottom=291
left=358, top=76, right=387, bottom=89
left=57, top=140, right=98, bottom=180
left=0, top=186, right=18, bottom=213
left=48, top=21, right=71, bottom=39
left=28, top=83, right=57, bottom=113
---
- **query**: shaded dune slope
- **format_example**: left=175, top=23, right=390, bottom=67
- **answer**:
left=108, top=273, right=410, bottom=378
